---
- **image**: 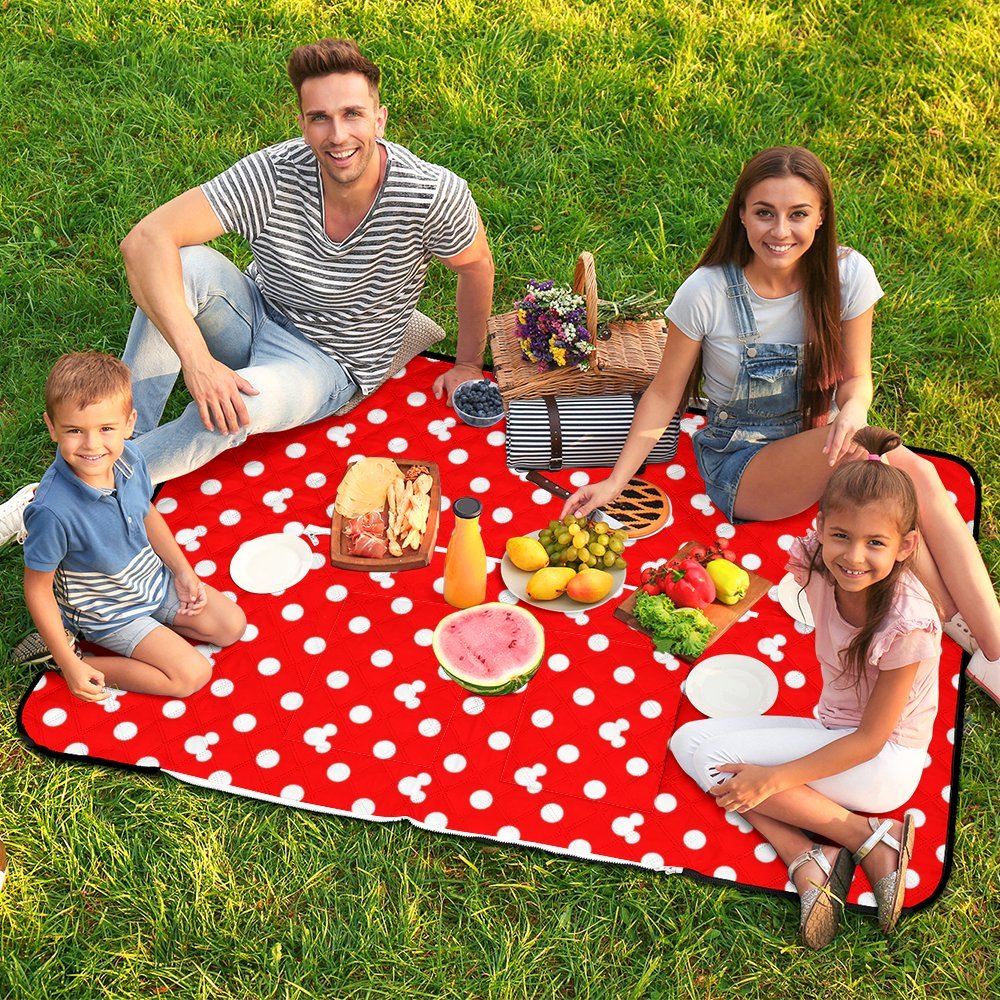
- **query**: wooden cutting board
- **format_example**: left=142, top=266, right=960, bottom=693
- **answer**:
left=330, top=459, right=441, bottom=572
left=613, top=541, right=773, bottom=661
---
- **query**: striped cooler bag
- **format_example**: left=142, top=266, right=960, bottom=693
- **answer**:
left=504, top=394, right=681, bottom=471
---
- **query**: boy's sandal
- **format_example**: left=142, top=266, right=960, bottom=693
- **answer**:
left=787, top=844, right=856, bottom=950
left=852, top=814, right=915, bottom=934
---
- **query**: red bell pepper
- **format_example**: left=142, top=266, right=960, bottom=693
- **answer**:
left=662, top=557, right=716, bottom=610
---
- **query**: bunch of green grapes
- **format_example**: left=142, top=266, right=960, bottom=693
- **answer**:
left=537, top=515, right=628, bottom=571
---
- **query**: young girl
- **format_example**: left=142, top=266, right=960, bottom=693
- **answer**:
left=562, top=146, right=1000, bottom=703
left=670, top=427, right=940, bottom=948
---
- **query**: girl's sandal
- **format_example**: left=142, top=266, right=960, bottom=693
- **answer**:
left=788, top=844, right=856, bottom=949
left=852, top=813, right=915, bottom=934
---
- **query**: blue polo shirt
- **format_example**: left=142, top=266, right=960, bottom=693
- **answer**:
left=23, top=442, right=170, bottom=640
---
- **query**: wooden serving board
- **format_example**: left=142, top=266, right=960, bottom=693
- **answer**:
left=613, top=542, right=772, bottom=662
left=330, top=459, right=441, bottom=572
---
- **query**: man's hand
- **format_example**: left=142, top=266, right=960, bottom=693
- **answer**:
left=62, top=656, right=110, bottom=703
left=433, top=363, right=484, bottom=407
left=183, top=356, right=260, bottom=434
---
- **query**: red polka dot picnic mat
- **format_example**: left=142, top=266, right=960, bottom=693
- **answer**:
left=18, top=355, right=977, bottom=914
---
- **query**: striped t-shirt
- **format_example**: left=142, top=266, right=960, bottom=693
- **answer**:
left=23, top=444, right=170, bottom=641
left=201, top=138, right=480, bottom=393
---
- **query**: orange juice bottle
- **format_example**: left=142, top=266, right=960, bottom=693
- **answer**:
left=443, top=497, right=487, bottom=609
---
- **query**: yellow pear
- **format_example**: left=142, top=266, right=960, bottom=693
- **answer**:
left=506, top=536, right=550, bottom=573
left=565, top=567, right=616, bottom=604
left=526, top=567, right=577, bottom=601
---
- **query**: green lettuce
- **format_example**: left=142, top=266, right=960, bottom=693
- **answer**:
left=633, top=590, right=716, bottom=659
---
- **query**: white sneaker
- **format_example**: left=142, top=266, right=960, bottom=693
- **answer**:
left=942, top=612, right=977, bottom=654
left=0, top=483, right=38, bottom=547
left=968, top=649, right=1000, bottom=706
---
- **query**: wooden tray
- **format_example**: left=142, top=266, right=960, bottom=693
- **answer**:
left=330, top=459, right=441, bottom=572
left=613, top=542, right=772, bottom=662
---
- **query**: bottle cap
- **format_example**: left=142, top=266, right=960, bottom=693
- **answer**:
left=452, top=497, right=483, bottom=520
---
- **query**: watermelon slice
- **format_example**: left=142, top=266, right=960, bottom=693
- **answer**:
left=433, top=603, right=545, bottom=695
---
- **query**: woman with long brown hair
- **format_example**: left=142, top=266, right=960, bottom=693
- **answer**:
left=562, top=146, right=1000, bottom=701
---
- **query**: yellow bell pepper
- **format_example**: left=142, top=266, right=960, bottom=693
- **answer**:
left=705, top=558, right=750, bottom=605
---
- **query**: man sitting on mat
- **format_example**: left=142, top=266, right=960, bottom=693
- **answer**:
left=117, top=37, right=494, bottom=486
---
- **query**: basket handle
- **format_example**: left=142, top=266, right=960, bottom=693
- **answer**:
left=572, top=252, right=598, bottom=339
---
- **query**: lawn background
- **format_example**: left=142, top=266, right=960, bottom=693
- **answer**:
left=1, top=1, right=998, bottom=997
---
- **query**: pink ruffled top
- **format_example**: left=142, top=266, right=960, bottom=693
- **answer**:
left=786, top=531, right=942, bottom=749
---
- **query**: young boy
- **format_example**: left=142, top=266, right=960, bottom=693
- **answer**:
left=19, top=352, right=246, bottom=702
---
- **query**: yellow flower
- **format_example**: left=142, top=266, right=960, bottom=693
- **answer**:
left=519, top=338, right=536, bottom=362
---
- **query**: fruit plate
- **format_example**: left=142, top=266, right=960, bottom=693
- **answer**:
left=613, top=541, right=772, bottom=661
left=330, top=459, right=441, bottom=572
left=500, top=530, right=627, bottom=615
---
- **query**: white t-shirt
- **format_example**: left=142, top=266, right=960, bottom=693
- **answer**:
left=665, top=249, right=884, bottom=405
left=202, top=138, right=480, bottom=393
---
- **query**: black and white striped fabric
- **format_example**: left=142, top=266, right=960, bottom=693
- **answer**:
left=202, top=138, right=479, bottom=394
left=505, top=394, right=681, bottom=470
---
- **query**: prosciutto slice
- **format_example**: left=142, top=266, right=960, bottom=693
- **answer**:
left=344, top=510, right=388, bottom=559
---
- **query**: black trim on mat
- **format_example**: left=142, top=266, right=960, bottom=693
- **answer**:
left=13, top=399, right=981, bottom=916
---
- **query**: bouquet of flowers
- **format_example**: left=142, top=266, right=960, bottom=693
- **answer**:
left=514, top=279, right=594, bottom=372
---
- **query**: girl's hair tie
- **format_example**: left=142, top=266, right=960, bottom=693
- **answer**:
left=867, top=453, right=884, bottom=462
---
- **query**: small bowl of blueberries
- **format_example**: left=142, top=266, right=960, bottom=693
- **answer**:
left=452, top=379, right=505, bottom=428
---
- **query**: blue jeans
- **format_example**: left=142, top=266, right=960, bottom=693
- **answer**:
left=123, top=246, right=359, bottom=484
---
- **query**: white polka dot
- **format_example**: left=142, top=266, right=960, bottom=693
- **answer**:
left=556, top=744, right=580, bottom=764
left=531, top=709, right=554, bottom=728
left=372, top=740, right=396, bottom=759
left=387, top=437, right=408, bottom=453
left=256, top=749, right=280, bottom=769
left=64, top=743, right=89, bottom=756
left=935, top=844, right=947, bottom=863
left=352, top=798, right=376, bottom=816
left=390, top=597, right=413, bottom=615
left=371, top=650, right=393, bottom=668
left=448, top=448, right=469, bottom=465
left=367, top=409, right=388, bottom=425
left=194, top=559, right=216, bottom=577
left=640, top=700, right=662, bottom=719
left=469, top=477, right=491, bottom=493
left=155, top=497, right=178, bottom=514
left=572, top=687, right=595, bottom=706
left=443, top=754, right=467, bottom=773
left=282, top=604, right=304, bottom=621
left=135, top=755, right=159, bottom=767
left=486, top=430, right=505, bottom=447
left=642, top=853, right=666, bottom=869
left=491, top=507, right=513, bottom=524
left=281, top=785, right=305, bottom=801
left=548, top=654, right=570, bottom=672
left=280, top=692, right=304, bottom=711
left=243, top=461, right=265, bottom=477
left=162, top=700, right=186, bottom=719
left=776, top=533, right=796, bottom=551
left=326, top=585, right=348, bottom=602
left=258, top=657, right=281, bottom=676
left=210, top=679, right=234, bottom=697
left=414, top=628, right=434, bottom=647
left=568, top=471, right=590, bottom=487
left=200, top=479, right=222, bottom=495
left=496, top=825, right=520, bottom=841
left=304, top=637, right=326, bottom=655
left=233, top=714, right=257, bottom=732
left=654, top=794, right=677, bottom=813
left=348, top=616, right=371, bottom=635
left=784, top=670, right=807, bottom=688
left=666, top=464, right=686, bottom=480
left=740, top=553, right=762, bottom=571
left=540, top=803, right=564, bottom=823
left=725, top=811, right=753, bottom=833
left=241, top=624, right=258, bottom=641
left=857, top=890, right=876, bottom=907
left=327, top=762, right=351, bottom=781
left=219, top=509, right=241, bottom=526
left=714, top=866, right=737, bottom=881
left=584, top=780, right=607, bottom=799
left=613, top=666, right=635, bottom=684
left=470, top=789, right=493, bottom=810
left=208, top=770, right=232, bottom=786
left=418, top=718, right=442, bottom=737
left=407, top=391, right=427, bottom=407
left=488, top=731, right=511, bottom=750
left=587, top=633, right=610, bottom=652
left=285, top=442, right=306, bottom=459
left=463, top=696, right=486, bottom=715
left=683, top=830, right=706, bottom=850
left=626, top=757, right=649, bottom=776
left=568, top=839, right=592, bottom=855
left=908, top=808, right=927, bottom=827
left=754, top=843, right=778, bottom=863
left=113, top=722, right=138, bottom=742
left=423, top=812, right=448, bottom=830
left=531, top=488, right=553, bottom=505
left=349, top=705, right=373, bottom=724
left=941, top=785, right=950, bottom=802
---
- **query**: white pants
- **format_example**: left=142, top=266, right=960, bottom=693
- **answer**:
left=669, top=715, right=927, bottom=814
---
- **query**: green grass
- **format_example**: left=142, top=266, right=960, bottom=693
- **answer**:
left=2, top=1, right=999, bottom=996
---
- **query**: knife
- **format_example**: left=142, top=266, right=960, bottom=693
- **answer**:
left=517, top=469, right=627, bottom=532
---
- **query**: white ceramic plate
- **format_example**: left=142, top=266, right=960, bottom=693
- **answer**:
left=684, top=654, right=779, bottom=718
left=229, top=533, right=313, bottom=594
left=776, top=572, right=815, bottom=628
left=500, top=531, right=626, bottom=615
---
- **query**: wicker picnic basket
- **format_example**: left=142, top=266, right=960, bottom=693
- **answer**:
left=488, top=252, right=667, bottom=404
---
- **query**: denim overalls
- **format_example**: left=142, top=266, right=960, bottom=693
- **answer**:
left=692, top=262, right=805, bottom=523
